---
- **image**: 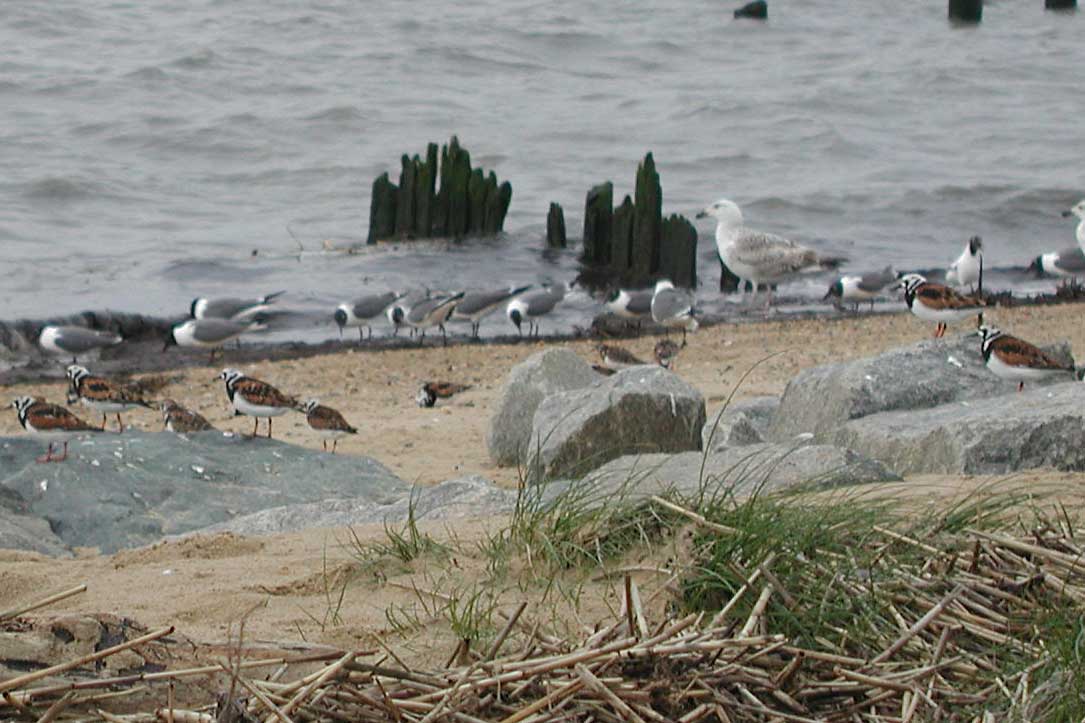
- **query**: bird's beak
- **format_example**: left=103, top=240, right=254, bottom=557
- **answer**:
left=695, top=210, right=708, bottom=219
left=1063, top=210, right=1074, bottom=218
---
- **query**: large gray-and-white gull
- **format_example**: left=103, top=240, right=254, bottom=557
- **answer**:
left=451, top=285, right=532, bottom=338
left=506, top=283, right=568, bottom=338
left=650, top=280, right=698, bottom=342
left=1030, top=247, right=1085, bottom=279
left=1063, top=199, right=1085, bottom=250
left=38, top=325, right=123, bottom=363
left=697, top=198, right=842, bottom=307
left=334, top=291, right=400, bottom=340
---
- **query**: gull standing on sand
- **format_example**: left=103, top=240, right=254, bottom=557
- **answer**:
left=651, top=280, right=698, bottom=342
left=697, top=198, right=841, bottom=307
left=825, top=266, right=899, bottom=312
left=404, top=292, right=465, bottom=345
left=1063, top=199, right=1085, bottom=251
left=164, top=318, right=264, bottom=362
left=38, top=326, right=123, bottom=363
left=1029, top=247, right=1085, bottom=279
left=334, top=291, right=399, bottom=340
left=191, top=291, right=285, bottom=321
left=451, top=285, right=532, bottom=339
left=945, top=236, right=983, bottom=293
left=506, top=283, right=568, bottom=338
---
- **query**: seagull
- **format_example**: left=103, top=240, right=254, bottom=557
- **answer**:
left=697, top=198, right=842, bottom=307
left=603, top=287, right=654, bottom=334
left=1029, top=247, right=1085, bottom=279
left=38, top=326, right=122, bottom=363
left=825, top=266, right=899, bottom=311
left=945, top=236, right=983, bottom=293
left=898, top=273, right=985, bottom=338
left=976, top=325, right=1075, bottom=392
left=1062, top=199, right=1085, bottom=250
left=651, top=280, right=698, bottom=342
left=217, top=368, right=299, bottom=438
left=164, top=318, right=264, bottom=362
left=190, top=291, right=285, bottom=321
left=405, top=292, right=466, bottom=345
left=11, top=396, right=100, bottom=463
left=334, top=292, right=399, bottom=340
left=506, top=284, right=568, bottom=338
left=451, top=285, right=532, bottom=339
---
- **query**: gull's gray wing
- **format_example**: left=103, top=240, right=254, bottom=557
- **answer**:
left=192, top=318, right=251, bottom=343
left=651, top=288, right=694, bottom=323
left=455, top=287, right=518, bottom=316
left=857, top=266, right=898, bottom=293
left=1054, top=248, right=1085, bottom=273
left=50, top=327, right=122, bottom=353
left=730, top=228, right=821, bottom=277
left=406, top=298, right=442, bottom=324
left=625, top=289, right=654, bottom=316
left=352, top=292, right=397, bottom=319
left=524, top=287, right=564, bottom=316
left=200, top=297, right=263, bottom=319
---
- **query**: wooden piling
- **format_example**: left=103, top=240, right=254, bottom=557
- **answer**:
left=395, top=154, right=418, bottom=238
left=631, top=153, right=662, bottom=281
left=948, top=0, right=982, bottom=22
left=582, top=182, right=614, bottom=265
left=734, top=0, right=767, bottom=19
left=367, top=172, right=398, bottom=244
left=547, top=203, right=567, bottom=248
left=659, top=214, right=697, bottom=288
left=611, top=195, right=635, bottom=277
left=1045, top=0, right=1075, bottom=9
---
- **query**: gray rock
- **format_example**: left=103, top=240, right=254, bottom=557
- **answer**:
left=487, top=348, right=599, bottom=467
left=528, top=366, right=706, bottom=480
left=702, top=396, right=780, bottom=450
left=768, top=334, right=1075, bottom=442
left=189, top=475, right=518, bottom=537
left=571, top=443, right=900, bottom=502
left=0, top=501, right=71, bottom=557
left=0, top=432, right=406, bottom=554
left=832, top=381, right=1085, bottom=475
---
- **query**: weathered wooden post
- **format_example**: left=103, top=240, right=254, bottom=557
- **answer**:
left=611, top=195, right=635, bottom=274
left=659, top=214, right=697, bottom=288
left=415, top=143, right=438, bottom=237
left=547, top=203, right=567, bottom=248
left=948, top=0, right=982, bottom=22
left=734, top=0, right=767, bottom=18
left=1045, top=0, right=1076, bottom=9
left=367, top=173, right=397, bottom=244
left=582, top=182, right=614, bottom=265
left=631, top=153, right=662, bottom=281
left=394, top=154, right=418, bottom=238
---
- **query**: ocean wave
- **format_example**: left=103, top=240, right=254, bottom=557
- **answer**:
left=304, top=105, right=367, bottom=123
left=22, top=177, right=100, bottom=202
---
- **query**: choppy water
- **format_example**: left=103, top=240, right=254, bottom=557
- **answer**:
left=1, top=0, right=1083, bottom=341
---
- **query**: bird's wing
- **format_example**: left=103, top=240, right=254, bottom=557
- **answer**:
left=234, top=378, right=297, bottom=408
left=916, top=283, right=983, bottom=310
left=455, top=288, right=513, bottom=315
left=1056, top=248, right=1085, bottom=273
left=857, top=268, right=896, bottom=292
left=29, top=402, right=98, bottom=431
left=54, top=327, right=122, bottom=352
left=307, top=404, right=355, bottom=432
left=352, top=293, right=396, bottom=318
left=626, top=291, right=654, bottom=315
left=192, top=319, right=248, bottom=342
left=993, top=337, right=1073, bottom=371
left=730, top=229, right=821, bottom=276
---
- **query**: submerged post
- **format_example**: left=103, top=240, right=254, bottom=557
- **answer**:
left=948, top=0, right=982, bottom=22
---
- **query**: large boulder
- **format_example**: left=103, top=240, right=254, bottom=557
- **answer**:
left=702, top=396, right=780, bottom=451
left=487, top=348, right=599, bottom=466
left=0, top=432, right=406, bottom=554
left=768, top=334, right=1075, bottom=442
left=832, top=382, right=1085, bottom=475
left=528, top=366, right=705, bottom=480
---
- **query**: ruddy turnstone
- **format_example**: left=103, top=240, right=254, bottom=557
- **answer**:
left=651, top=280, right=698, bottom=342
left=217, top=368, right=299, bottom=438
left=38, top=325, right=122, bottom=363
left=506, top=283, right=568, bottom=338
left=946, top=236, right=983, bottom=292
left=977, top=325, right=1075, bottom=392
left=451, top=285, right=532, bottom=339
left=697, top=198, right=842, bottom=307
left=603, top=287, right=653, bottom=334
left=11, top=396, right=99, bottom=463
left=65, top=364, right=153, bottom=432
left=165, top=318, right=264, bottom=362
left=300, top=399, right=357, bottom=453
left=1062, top=199, right=1085, bottom=250
left=825, top=266, right=899, bottom=311
left=191, top=291, right=285, bottom=321
left=405, top=292, right=465, bottom=345
left=334, top=292, right=399, bottom=340
left=653, top=338, right=682, bottom=369
left=159, top=399, right=215, bottom=433
left=415, top=381, right=472, bottom=408
left=1029, top=247, right=1085, bottom=279
left=597, top=343, right=647, bottom=371
left=898, top=273, right=985, bottom=338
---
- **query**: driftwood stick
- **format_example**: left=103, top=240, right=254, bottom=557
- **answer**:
left=486, top=602, right=527, bottom=662
left=34, top=690, right=74, bottom=723
left=575, top=664, right=647, bottom=723
left=0, top=584, right=88, bottom=622
left=497, top=679, right=585, bottom=723
left=217, top=664, right=294, bottom=723
left=739, top=584, right=774, bottom=638
left=649, top=496, right=738, bottom=534
left=274, top=651, right=355, bottom=721
left=870, top=586, right=962, bottom=664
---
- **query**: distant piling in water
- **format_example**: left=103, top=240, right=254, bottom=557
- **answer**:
left=546, top=203, right=567, bottom=248
left=1045, top=0, right=1075, bottom=9
left=366, top=136, right=512, bottom=244
left=574, top=153, right=697, bottom=289
left=734, top=1, right=767, bottom=19
left=948, top=0, right=982, bottom=22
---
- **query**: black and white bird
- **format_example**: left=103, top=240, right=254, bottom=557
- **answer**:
left=945, top=236, right=983, bottom=292
left=597, top=344, right=647, bottom=371
left=159, top=399, right=216, bottom=433
left=603, top=287, right=654, bottom=334
left=164, top=318, right=264, bottom=362
left=651, top=280, right=698, bottom=342
left=65, top=364, right=153, bottom=432
left=11, top=396, right=100, bottom=463
left=300, top=399, right=357, bottom=453
left=190, top=291, right=285, bottom=321
left=415, top=381, right=471, bottom=408
left=1062, top=199, right=1085, bottom=250
left=977, top=325, right=1075, bottom=392
left=334, top=292, right=399, bottom=340
left=653, top=339, right=682, bottom=370
left=824, top=266, right=899, bottom=311
left=1029, top=247, right=1085, bottom=279
left=38, top=326, right=122, bottom=363
left=451, top=285, right=532, bottom=339
left=506, top=283, right=568, bottom=338
left=898, top=273, right=985, bottom=338
left=217, top=368, right=299, bottom=438
left=404, top=292, right=466, bottom=345
left=697, top=198, right=841, bottom=307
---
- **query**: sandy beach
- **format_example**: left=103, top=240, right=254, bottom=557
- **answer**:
left=3, top=303, right=1085, bottom=665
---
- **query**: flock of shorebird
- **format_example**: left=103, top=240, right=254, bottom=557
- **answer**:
left=11, top=197, right=1085, bottom=462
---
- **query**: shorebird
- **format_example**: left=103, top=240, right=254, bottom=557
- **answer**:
left=11, top=396, right=100, bottom=463
left=1062, top=199, right=1085, bottom=250
left=651, top=280, right=698, bottom=342
left=506, top=284, right=568, bottom=338
left=159, top=399, right=215, bottom=433
left=654, top=339, right=682, bottom=369
left=451, top=285, right=532, bottom=339
left=334, top=292, right=399, bottom=340
left=697, top=198, right=842, bottom=307
left=404, top=292, right=465, bottom=345
left=38, top=326, right=122, bottom=363
left=65, top=365, right=153, bottom=432
left=217, top=368, right=299, bottom=438
left=1030, top=247, right=1085, bottom=280
left=300, top=399, right=357, bottom=452
left=191, top=291, right=285, bottom=321
left=977, top=325, right=1075, bottom=392
left=415, top=381, right=472, bottom=408
left=825, top=266, right=899, bottom=312
left=945, top=236, right=983, bottom=292
left=165, top=318, right=264, bottom=362
left=898, top=273, right=985, bottom=338
left=597, top=343, right=648, bottom=371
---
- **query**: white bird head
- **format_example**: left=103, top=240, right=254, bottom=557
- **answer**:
left=695, top=198, right=744, bottom=227
left=653, top=279, right=675, bottom=293
left=897, top=273, right=927, bottom=294
left=1063, top=199, right=1085, bottom=220
left=218, top=368, right=244, bottom=387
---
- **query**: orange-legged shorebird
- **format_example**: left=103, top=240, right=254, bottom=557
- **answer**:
left=977, top=326, right=1076, bottom=392
left=898, top=273, right=985, bottom=338
left=159, top=399, right=216, bottom=433
left=65, top=364, right=153, bottom=432
left=416, top=381, right=471, bottom=408
left=300, top=399, right=357, bottom=452
left=217, top=368, right=299, bottom=438
left=654, top=338, right=682, bottom=369
left=597, top=343, right=647, bottom=371
left=11, top=396, right=100, bottom=463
